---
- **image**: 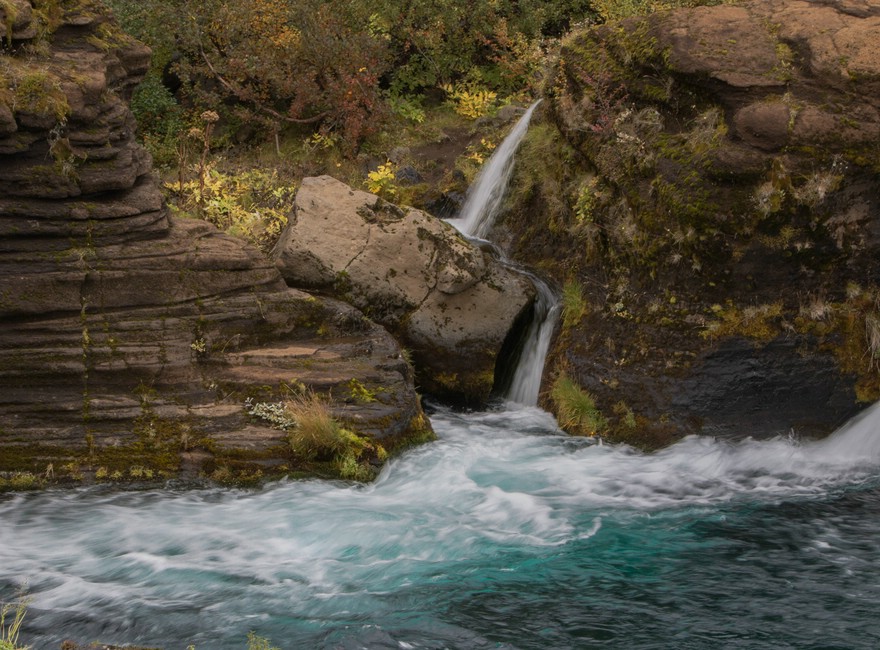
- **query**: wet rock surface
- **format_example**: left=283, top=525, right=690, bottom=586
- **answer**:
left=502, top=0, right=880, bottom=444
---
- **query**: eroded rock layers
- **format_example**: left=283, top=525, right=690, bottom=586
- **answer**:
left=0, top=1, right=430, bottom=484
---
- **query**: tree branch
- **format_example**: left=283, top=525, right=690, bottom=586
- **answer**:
left=198, top=45, right=327, bottom=125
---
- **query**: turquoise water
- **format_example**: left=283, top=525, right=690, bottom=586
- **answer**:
left=3, top=404, right=880, bottom=649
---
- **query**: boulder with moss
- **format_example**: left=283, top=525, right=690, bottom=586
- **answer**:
left=0, top=0, right=431, bottom=489
left=499, top=0, right=880, bottom=446
left=273, top=175, right=536, bottom=404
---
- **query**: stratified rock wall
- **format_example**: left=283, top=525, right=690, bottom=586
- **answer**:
left=0, top=1, right=429, bottom=484
left=502, top=0, right=880, bottom=445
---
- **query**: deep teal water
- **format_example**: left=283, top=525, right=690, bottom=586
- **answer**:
left=2, top=404, right=880, bottom=649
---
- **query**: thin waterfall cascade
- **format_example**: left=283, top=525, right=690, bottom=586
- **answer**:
left=504, top=274, right=560, bottom=406
left=448, top=99, right=542, bottom=240
left=445, top=98, right=557, bottom=406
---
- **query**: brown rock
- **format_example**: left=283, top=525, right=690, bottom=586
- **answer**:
left=733, top=101, right=792, bottom=151
left=528, top=0, right=880, bottom=446
left=0, top=1, right=431, bottom=485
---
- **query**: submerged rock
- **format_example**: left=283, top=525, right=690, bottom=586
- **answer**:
left=0, top=1, right=430, bottom=486
left=273, top=176, right=535, bottom=404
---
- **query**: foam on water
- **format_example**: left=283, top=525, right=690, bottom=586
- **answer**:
left=2, top=403, right=880, bottom=649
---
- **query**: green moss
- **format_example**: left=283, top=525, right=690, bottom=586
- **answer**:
left=0, top=471, right=44, bottom=492
left=11, top=68, right=69, bottom=120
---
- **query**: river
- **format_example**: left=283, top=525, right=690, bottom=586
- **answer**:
left=2, top=402, right=880, bottom=648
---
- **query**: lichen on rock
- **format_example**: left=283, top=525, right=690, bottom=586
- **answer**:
left=502, top=0, right=880, bottom=446
left=0, top=1, right=432, bottom=488
left=273, top=175, right=536, bottom=405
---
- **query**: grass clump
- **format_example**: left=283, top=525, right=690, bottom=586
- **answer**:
left=561, top=279, right=588, bottom=329
left=284, top=392, right=385, bottom=481
left=550, top=371, right=607, bottom=436
left=0, top=592, right=30, bottom=650
left=244, top=390, right=388, bottom=481
left=0, top=472, right=42, bottom=492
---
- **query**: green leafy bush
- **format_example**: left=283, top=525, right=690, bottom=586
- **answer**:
left=130, top=73, right=187, bottom=167
left=170, top=160, right=295, bottom=252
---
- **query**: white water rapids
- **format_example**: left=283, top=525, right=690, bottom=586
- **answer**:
left=2, top=403, right=880, bottom=649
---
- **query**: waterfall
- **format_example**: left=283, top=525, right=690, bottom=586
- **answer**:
left=504, top=274, right=560, bottom=406
left=445, top=98, right=557, bottom=406
left=448, top=100, right=542, bottom=240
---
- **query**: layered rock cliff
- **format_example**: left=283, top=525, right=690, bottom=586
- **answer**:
left=501, top=0, right=880, bottom=446
left=0, top=0, right=431, bottom=485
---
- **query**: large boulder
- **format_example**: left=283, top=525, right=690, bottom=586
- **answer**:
left=273, top=175, right=536, bottom=404
left=0, top=1, right=431, bottom=487
left=500, top=0, right=880, bottom=446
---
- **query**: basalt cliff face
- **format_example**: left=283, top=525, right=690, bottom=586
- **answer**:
left=0, top=1, right=431, bottom=485
left=502, top=0, right=880, bottom=446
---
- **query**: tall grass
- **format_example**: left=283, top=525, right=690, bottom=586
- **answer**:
left=0, top=594, right=30, bottom=650
left=285, top=392, right=380, bottom=480
left=550, top=371, right=607, bottom=436
left=561, top=279, right=588, bottom=329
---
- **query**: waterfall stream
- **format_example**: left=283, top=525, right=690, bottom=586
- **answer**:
left=502, top=274, right=560, bottom=406
left=447, top=100, right=541, bottom=240
left=3, top=100, right=880, bottom=650
left=446, top=99, right=558, bottom=405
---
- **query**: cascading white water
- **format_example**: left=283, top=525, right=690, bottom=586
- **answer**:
left=815, top=398, right=880, bottom=460
left=447, top=100, right=542, bottom=240
left=505, top=275, right=560, bottom=406
left=4, top=404, right=880, bottom=650
left=444, top=98, right=559, bottom=405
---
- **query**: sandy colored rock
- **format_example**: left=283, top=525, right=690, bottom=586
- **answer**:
left=274, top=176, right=535, bottom=403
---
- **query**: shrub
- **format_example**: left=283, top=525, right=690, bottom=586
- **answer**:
left=130, top=73, right=187, bottom=168
left=365, top=162, right=397, bottom=198
left=441, top=82, right=497, bottom=119
left=170, top=161, right=295, bottom=252
left=550, top=371, right=607, bottom=436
